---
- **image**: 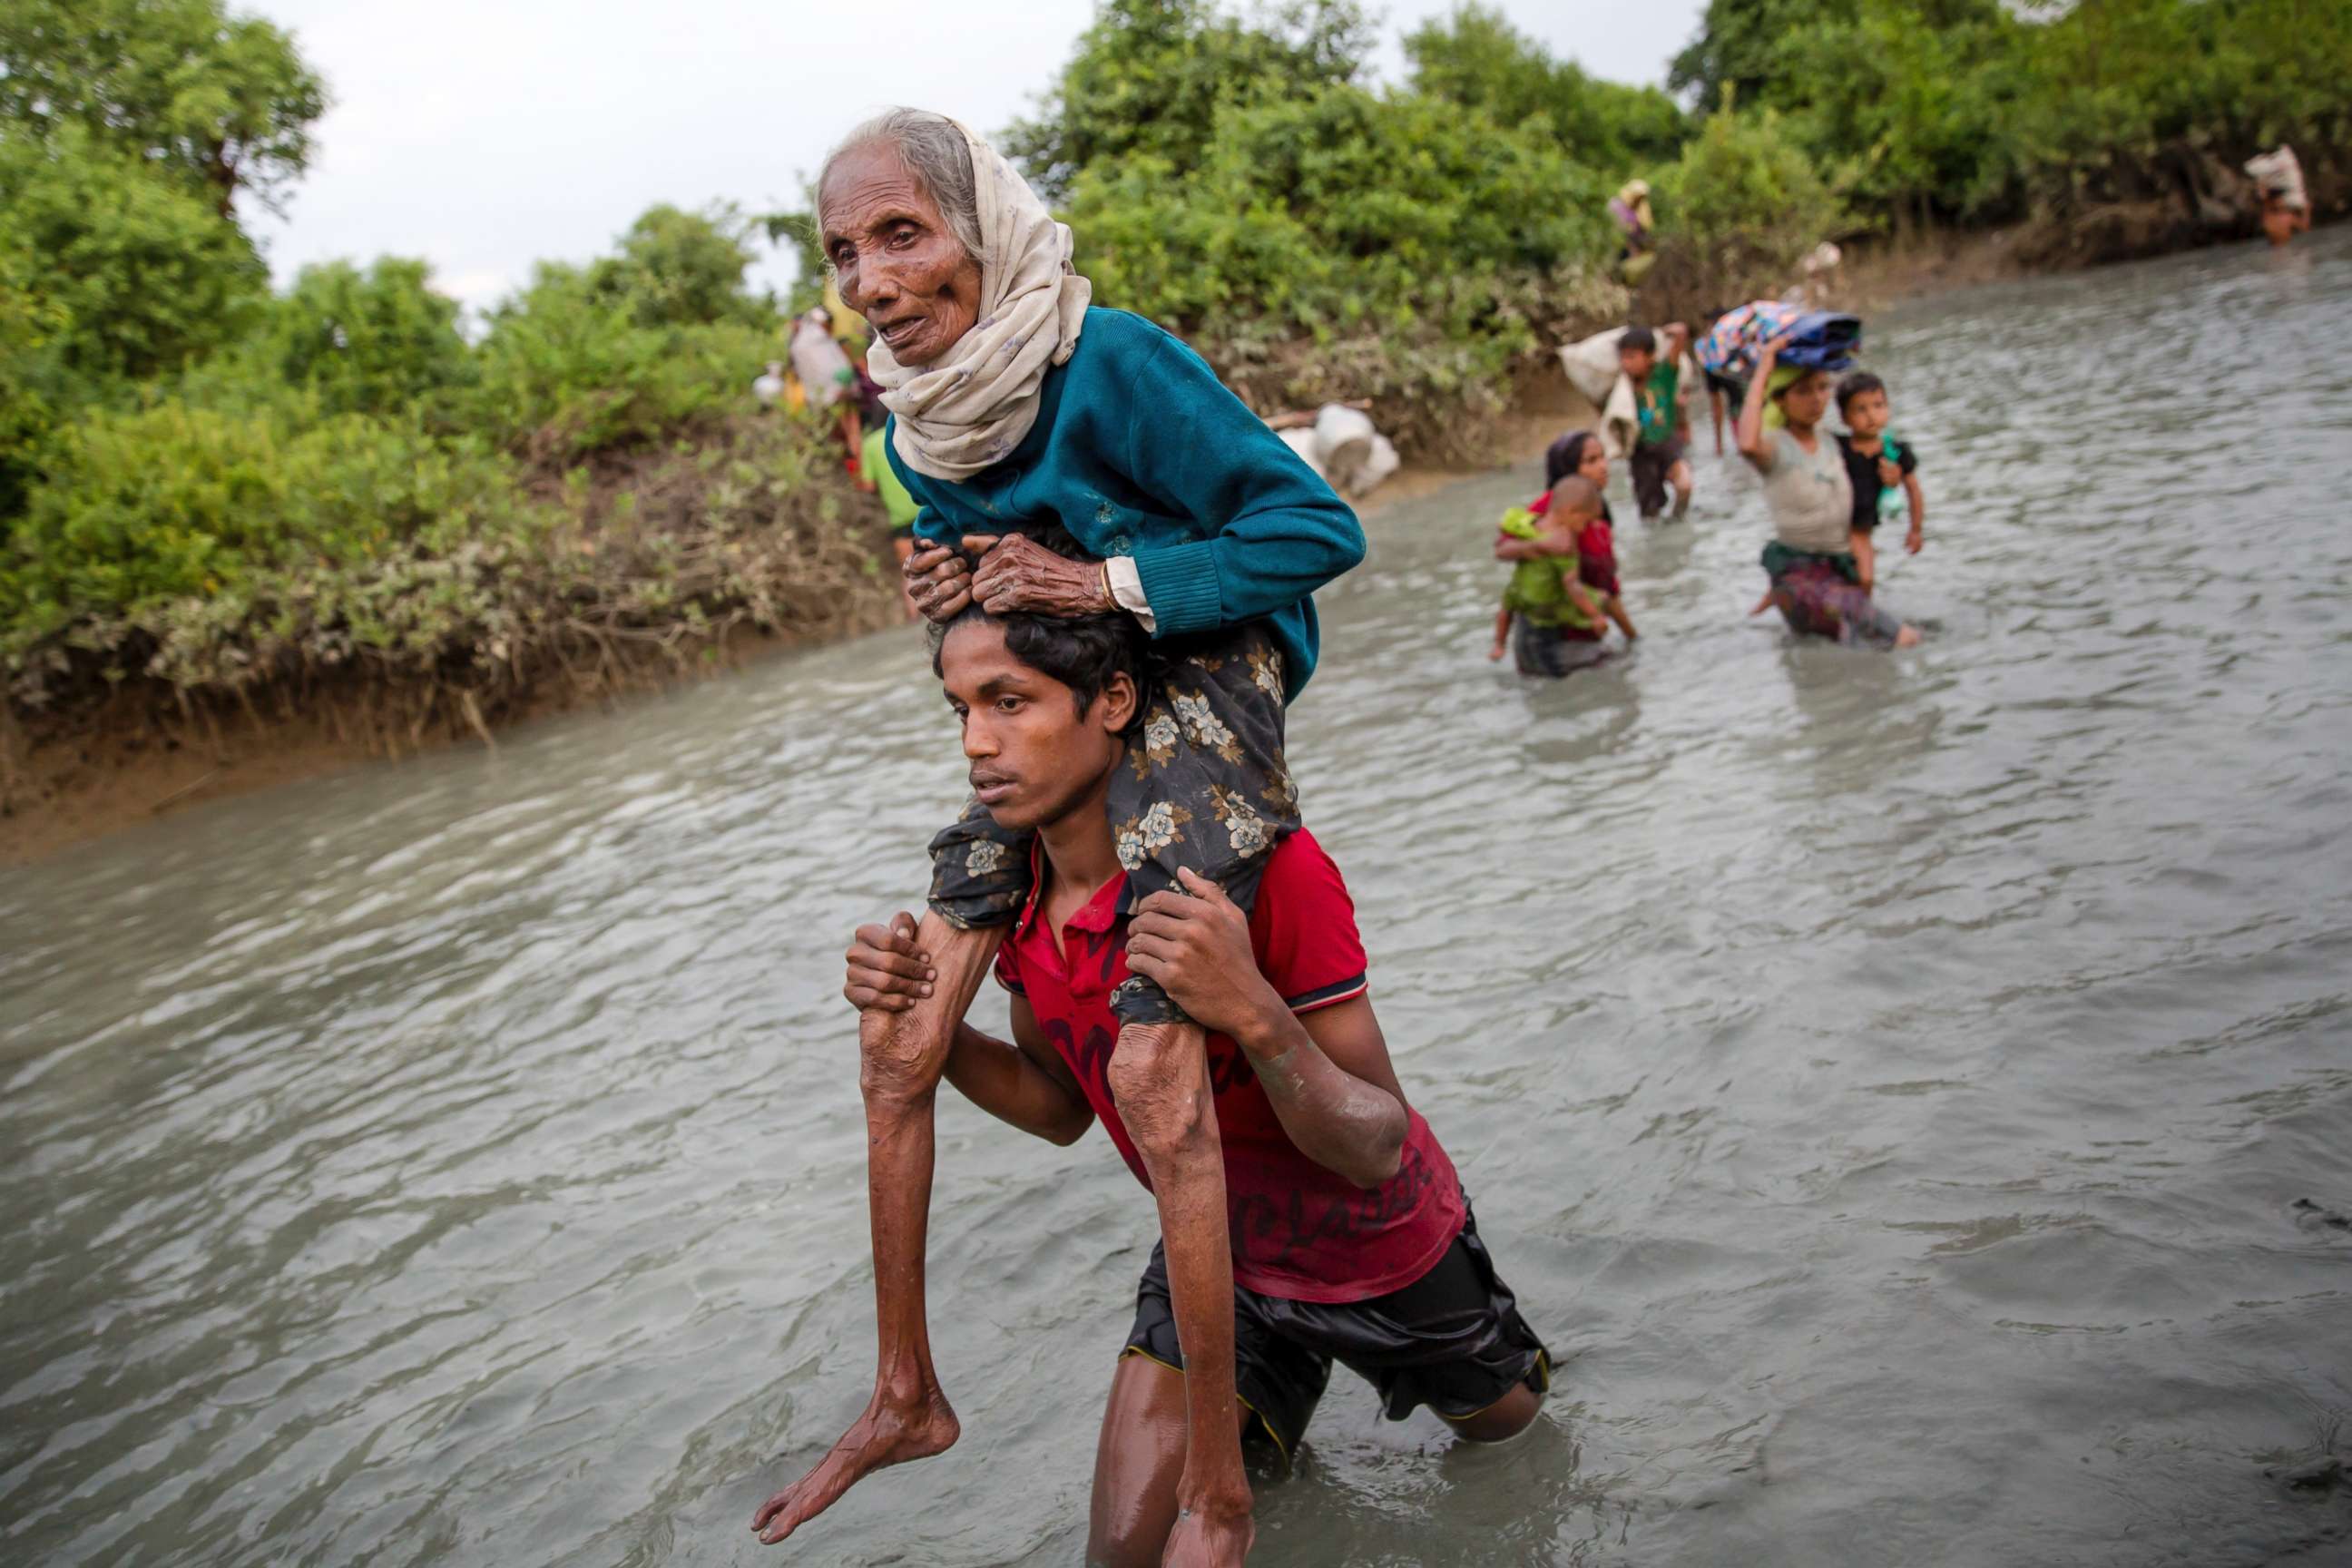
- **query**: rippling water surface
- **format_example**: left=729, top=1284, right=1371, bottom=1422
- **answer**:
left=7, top=234, right=2352, bottom=1567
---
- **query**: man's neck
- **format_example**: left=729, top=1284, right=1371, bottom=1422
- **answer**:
left=1035, top=753, right=1124, bottom=906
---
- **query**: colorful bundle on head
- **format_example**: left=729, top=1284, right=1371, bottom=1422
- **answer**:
left=1700, top=302, right=1864, bottom=382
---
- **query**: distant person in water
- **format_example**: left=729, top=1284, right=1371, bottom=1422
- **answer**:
left=1489, top=475, right=1636, bottom=677
left=2246, top=146, right=2311, bottom=247
left=1738, top=337, right=1921, bottom=650
left=799, top=603, right=1549, bottom=1564
left=1832, top=372, right=1926, bottom=593
left=749, top=108, right=1363, bottom=1564
left=1619, top=325, right=1694, bottom=523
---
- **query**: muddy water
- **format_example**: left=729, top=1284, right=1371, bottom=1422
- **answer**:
left=5, top=231, right=2350, bottom=1566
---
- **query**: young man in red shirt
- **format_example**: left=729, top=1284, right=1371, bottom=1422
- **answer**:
left=755, top=602, right=1549, bottom=1565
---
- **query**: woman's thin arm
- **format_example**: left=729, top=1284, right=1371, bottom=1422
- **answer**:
left=1736, top=342, right=1781, bottom=470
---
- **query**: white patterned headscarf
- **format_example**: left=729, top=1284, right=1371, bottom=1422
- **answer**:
left=863, top=120, right=1093, bottom=482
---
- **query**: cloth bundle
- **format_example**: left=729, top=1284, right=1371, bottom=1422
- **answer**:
left=2246, top=145, right=2308, bottom=211
left=1698, top=302, right=1863, bottom=380
left=1275, top=405, right=1399, bottom=499
left=1554, top=327, right=1643, bottom=458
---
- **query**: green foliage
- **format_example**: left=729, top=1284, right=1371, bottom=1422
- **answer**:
left=0, top=248, right=72, bottom=519
left=1004, top=0, right=1373, bottom=200
left=1649, top=102, right=1848, bottom=304
left=586, top=203, right=771, bottom=328
left=0, top=398, right=539, bottom=661
left=0, top=126, right=269, bottom=382
left=469, top=260, right=783, bottom=464
left=1405, top=4, right=1686, bottom=173
left=1067, top=81, right=1623, bottom=456
left=1667, top=0, right=1852, bottom=120
left=240, top=258, right=475, bottom=418
left=1670, top=0, right=2352, bottom=227
left=0, top=0, right=327, bottom=213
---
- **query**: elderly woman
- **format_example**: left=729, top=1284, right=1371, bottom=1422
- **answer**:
left=750, top=110, right=1362, bottom=1564
left=1736, top=337, right=1919, bottom=649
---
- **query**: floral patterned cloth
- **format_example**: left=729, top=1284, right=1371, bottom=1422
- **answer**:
left=1759, top=548, right=1907, bottom=649
left=927, top=622, right=1300, bottom=1026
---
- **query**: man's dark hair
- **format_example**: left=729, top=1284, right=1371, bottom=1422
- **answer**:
left=933, top=603, right=1148, bottom=724
left=1620, top=325, right=1657, bottom=355
left=1836, top=370, right=1886, bottom=415
left=927, top=527, right=1152, bottom=726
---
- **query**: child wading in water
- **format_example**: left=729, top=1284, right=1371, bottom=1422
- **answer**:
left=1832, top=372, right=1925, bottom=593
left=1619, top=325, right=1694, bottom=523
left=1489, top=470, right=1636, bottom=677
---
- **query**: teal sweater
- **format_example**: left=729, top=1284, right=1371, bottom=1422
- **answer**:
left=887, top=308, right=1365, bottom=700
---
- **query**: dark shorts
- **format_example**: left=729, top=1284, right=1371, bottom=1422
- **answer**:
left=1703, top=367, right=1746, bottom=402
left=1512, top=616, right=1610, bottom=680
left=1629, top=436, right=1688, bottom=517
left=927, top=621, right=1299, bottom=1026
left=1122, top=1209, right=1551, bottom=1470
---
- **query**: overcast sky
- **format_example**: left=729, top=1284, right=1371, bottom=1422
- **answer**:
left=243, top=0, right=1705, bottom=315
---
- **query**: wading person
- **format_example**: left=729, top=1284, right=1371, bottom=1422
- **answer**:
left=1619, top=324, right=1694, bottom=523
left=748, top=109, right=1364, bottom=1559
left=1487, top=475, right=1635, bottom=676
left=1738, top=337, right=1921, bottom=649
left=785, top=602, right=1549, bottom=1563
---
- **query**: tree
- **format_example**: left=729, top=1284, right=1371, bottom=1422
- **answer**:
left=1003, top=0, right=1374, bottom=199
left=588, top=204, right=769, bottom=329
left=1405, top=5, right=1686, bottom=172
left=0, top=247, right=71, bottom=522
left=1666, top=0, right=1853, bottom=114
left=254, top=258, right=474, bottom=417
left=1649, top=103, right=1847, bottom=305
left=0, top=126, right=268, bottom=383
left=0, top=0, right=327, bottom=215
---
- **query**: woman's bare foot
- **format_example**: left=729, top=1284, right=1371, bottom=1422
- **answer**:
left=751, top=1382, right=961, bottom=1545
left=1895, top=624, right=1922, bottom=649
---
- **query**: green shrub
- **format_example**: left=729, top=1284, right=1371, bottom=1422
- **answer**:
left=1406, top=3, right=1687, bottom=173
left=0, top=398, right=541, bottom=662
left=1648, top=101, right=1849, bottom=307
left=469, top=266, right=783, bottom=466
left=1065, top=82, right=1622, bottom=456
left=250, top=258, right=476, bottom=418
left=0, top=125, right=269, bottom=384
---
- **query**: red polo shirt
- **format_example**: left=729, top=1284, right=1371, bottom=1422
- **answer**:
left=995, top=829, right=1465, bottom=1304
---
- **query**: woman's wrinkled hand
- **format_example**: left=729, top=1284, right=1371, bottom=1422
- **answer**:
left=903, top=541, right=978, bottom=623
left=966, top=534, right=1115, bottom=618
left=844, top=913, right=936, bottom=1014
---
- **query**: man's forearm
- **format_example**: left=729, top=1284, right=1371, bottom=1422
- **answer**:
left=1230, top=1002, right=1405, bottom=1190
left=940, top=1022, right=1091, bottom=1144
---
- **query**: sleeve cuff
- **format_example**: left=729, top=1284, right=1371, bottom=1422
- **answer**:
left=1130, top=541, right=1223, bottom=638
left=1284, top=975, right=1368, bottom=1014
left=1105, top=556, right=1155, bottom=633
